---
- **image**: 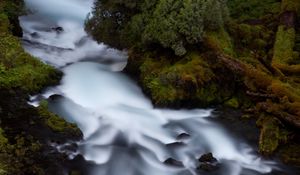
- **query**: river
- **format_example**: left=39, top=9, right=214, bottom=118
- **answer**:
left=19, top=0, right=288, bottom=175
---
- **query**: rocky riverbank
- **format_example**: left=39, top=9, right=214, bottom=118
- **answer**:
left=0, top=1, right=82, bottom=174
left=86, top=0, right=300, bottom=169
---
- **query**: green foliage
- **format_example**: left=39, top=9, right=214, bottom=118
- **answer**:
left=272, top=26, right=296, bottom=65
left=281, top=0, right=300, bottom=12
left=227, top=0, right=280, bottom=21
left=0, top=1, right=82, bottom=174
left=0, top=13, right=9, bottom=33
left=139, top=51, right=233, bottom=106
left=0, top=34, right=60, bottom=92
left=86, top=0, right=229, bottom=56
left=205, top=29, right=235, bottom=56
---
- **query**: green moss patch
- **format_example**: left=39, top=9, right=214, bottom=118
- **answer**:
left=139, top=51, right=235, bottom=107
left=0, top=34, right=60, bottom=92
left=272, top=26, right=296, bottom=66
left=38, top=101, right=81, bottom=135
left=257, top=115, right=290, bottom=155
left=228, top=0, right=281, bottom=21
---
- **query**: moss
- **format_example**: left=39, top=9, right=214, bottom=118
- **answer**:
left=272, top=26, right=296, bottom=66
left=0, top=34, right=60, bottom=92
left=0, top=2, right=60, bottom=93
left=38, top=100, right=81, bottom=135
left=257, top=114, right=290, bottom=155
left=139, top=51, right=232, bottom=107
left=0, top=13, right=9, bottom=34
left=279, top=144, right=300, bottom=166
left=205, top=28, right=235, bottom=56
left=269, top=81, right=300, bottom=102
left=228, top=0, right=281, bottom=21
left=281, top=0, right=300, bottom=12
left=225, top=97, right=240, bottom=108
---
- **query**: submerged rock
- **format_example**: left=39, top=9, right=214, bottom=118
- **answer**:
left=163, top=158, right=184, bottom=167
left=52, top=26, right=64, bottom=33
left=30, top=32, right=40, bottom=38
left=176, top=133, right=191, bottom=140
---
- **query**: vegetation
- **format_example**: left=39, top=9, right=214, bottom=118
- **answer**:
left=0, top=0, right=82, bottom=174
left=86, top=0, right=229, bottom=56
left=38, top=100, right=81, bottom=135
left=87, top=0, right=300, bottom=167
left=0, top=0, right=61, bottom=92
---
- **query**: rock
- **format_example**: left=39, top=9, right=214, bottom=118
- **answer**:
left=176, top=133, right=191, bottom=140
left=52, top=26, right=64, bottom=33
left=30, top=32, right=40, bottom=38
left=197, top=163, right=217, bottom=172
left=166, top=142, right=185, bottom=147
left=60, top=143, right=78, bottom=153
left=163, top=158, right=184, bottom=167
left=197, top=153, right=219, bottom=172
left=198, top=153, right=217, bottom=163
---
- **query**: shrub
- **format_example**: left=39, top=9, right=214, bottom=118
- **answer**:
left=86, top=0, right=229, bottom=56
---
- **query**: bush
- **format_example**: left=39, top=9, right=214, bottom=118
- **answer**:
left=86, top=0, right=229, bottom=56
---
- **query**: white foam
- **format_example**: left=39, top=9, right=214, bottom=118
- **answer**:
left=43, top=62, right=274, bottom=175
left=22, top=0, right=276, bottom=174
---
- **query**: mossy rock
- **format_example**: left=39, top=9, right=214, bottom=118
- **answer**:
left=139, top=51, right=235, bottom=107
left=0, top=34, right=61, bottom=92
left=257, top=114, right=290, bottom=155
left=279, top=143, right=300, bottom=166
left=38, top=100, right=81, bottom=136
left=224, top=97, right=240, bottom=108
left=272, top=26, right=296, bottom=66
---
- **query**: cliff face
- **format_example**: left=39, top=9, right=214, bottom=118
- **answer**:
left=0, top=1, right=82, bottom=174
left=87, top=0, right=300, bottom=167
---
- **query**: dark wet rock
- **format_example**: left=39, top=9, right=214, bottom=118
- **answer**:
left=176, top=133, right=191, bottom=140
left=164, top=158, right=184, bottom=167
left=197, top=163, right=218, bottom=172
left=197, top=153, right=219, bottom=172
left=198, top=153, right=217, bottom=163
left=52, top=26, right=64, bottom=33
left=0, top=88, right=82, bottom=174
left=30, top=32, right=40, bottom=38
left=60, top=143, right=79, bottom=153
left=49, top=94, right=64, bottom=101
left=166, top=142, right=186, bottom=148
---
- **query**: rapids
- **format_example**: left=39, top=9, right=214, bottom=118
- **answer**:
left=20, top=0, right=281, bottom=175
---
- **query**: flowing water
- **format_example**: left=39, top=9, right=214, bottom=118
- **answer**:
left=20, top=0, right=286, bottom=175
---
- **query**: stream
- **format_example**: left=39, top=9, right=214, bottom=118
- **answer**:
left=19, top=0, right=289, bottom=175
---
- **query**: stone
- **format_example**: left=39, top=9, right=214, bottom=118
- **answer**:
left=176, top=133, right=191, bottom=140
left=52, top=26, right=64, bottom=33
left=164, top=158, right=184, bottom=167
left=198, top=153, right=217, bottom=163
left=197, top=153, right=219, bottom=172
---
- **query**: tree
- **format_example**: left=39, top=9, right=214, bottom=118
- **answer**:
left=86, top=0, right=229, bottom=56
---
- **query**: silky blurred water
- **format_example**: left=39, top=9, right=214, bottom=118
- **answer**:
left=22, top=0, right=277, bottom=175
